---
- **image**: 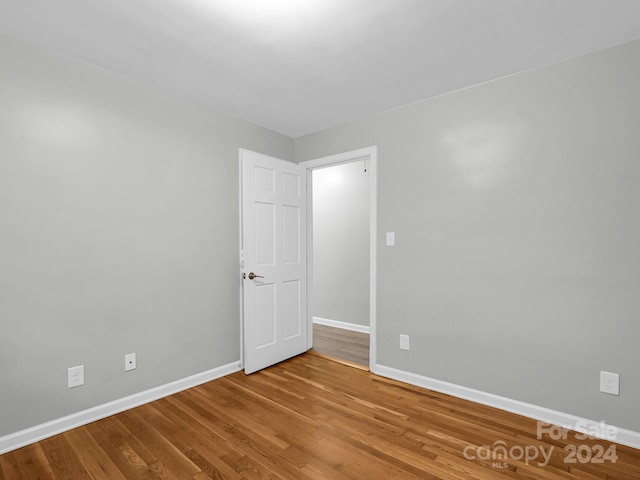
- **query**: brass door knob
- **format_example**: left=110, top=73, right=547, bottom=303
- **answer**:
left=248, top=272, right=264, bottom=280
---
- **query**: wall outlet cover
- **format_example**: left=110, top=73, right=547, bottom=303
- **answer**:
left=399, top=334, right=410, bottom=351
left=68, top=365, right=85, bottom=388
left=600, top=371, right=620, bottom=396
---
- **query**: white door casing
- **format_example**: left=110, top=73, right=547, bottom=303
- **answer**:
left=300, top=146, right=377, bottom=372
left=240, top=149, right=308, bottom=374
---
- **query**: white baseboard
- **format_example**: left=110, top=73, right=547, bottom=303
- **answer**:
left=373, top=364, right=640, bottom=451
left=0, top=361, right=241, bottom=455
left=313, top=316, right=370, bottom=334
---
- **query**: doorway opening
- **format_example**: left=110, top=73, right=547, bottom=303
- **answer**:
left=300, top=147, right=377, bottom=372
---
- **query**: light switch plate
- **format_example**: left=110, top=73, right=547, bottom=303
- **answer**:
left=399, top=334, right=410, bottom=351
left=386, top=232, right=395, bottom=246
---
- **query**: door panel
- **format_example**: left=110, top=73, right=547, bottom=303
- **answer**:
left=283, top=205, right=300, bottom=263
left=241, top=149, right=308, bottom=374
left=255, top=284, right=276, bottom=347
left=283, top=279, right=301, bottom=339
left=255, top=202, right=276, bottom=265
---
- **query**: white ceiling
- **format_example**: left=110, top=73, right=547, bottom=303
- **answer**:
left=1, top=0, right=640, bottom=138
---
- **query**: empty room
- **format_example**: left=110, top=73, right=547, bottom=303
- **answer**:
left=1, top=1, right=640, bottom=479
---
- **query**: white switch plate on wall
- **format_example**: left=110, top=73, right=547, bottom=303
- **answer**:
left=386, top=232, right=395, bottom=246
left=399, top=334, right=410, bottom=350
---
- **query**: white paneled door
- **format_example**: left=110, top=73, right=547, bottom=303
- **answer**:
left=240, top=149, right=308, bottom=374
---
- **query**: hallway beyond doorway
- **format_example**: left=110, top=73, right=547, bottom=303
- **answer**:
left=311, top=323, right=369, bottom=370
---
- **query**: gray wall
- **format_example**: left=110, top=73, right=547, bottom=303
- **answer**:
left=312, top=161, right=369, bottom=327
left=296, top=40, right=640, bottom=431
left=0, top=34, right=293, bottom=436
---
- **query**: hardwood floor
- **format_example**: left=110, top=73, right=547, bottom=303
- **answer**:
left=1, top=354, right=639, bottom=479
left=311, top=323, right=369, bottom=368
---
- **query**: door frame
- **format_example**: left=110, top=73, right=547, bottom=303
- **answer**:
left=299, top=146, right=377, bottom=371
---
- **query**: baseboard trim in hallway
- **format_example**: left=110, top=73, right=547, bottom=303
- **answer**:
left=312, top=316, right=370, bottom=334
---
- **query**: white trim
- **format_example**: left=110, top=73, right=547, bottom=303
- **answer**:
left=313, top=316, right=370, bottom=334
left=0, top=361, right=241, bottom=455
left=300, top=146, right=378, bottom=372
left=368, top=150, right=377, bottom=371
left=238, top=149, right=246, bottom=370
left=374, top=364, right=640, bottom=451
left=299, top=147, right=374, bottom=170
left=305, top=166, right=315, bottom=350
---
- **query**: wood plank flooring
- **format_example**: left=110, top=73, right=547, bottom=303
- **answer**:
left=1, top=354, right=639, bottom=479
left=311, top=323, right=369, bottom=368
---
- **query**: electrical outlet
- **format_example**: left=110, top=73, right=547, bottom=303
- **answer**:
left=600, top=371, right=620, bottom=396
left=68, top=365, right=84, bottom=388
left=125, top=353, right=136, bottom=371
left=399, top=334, right=410, bottom=351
